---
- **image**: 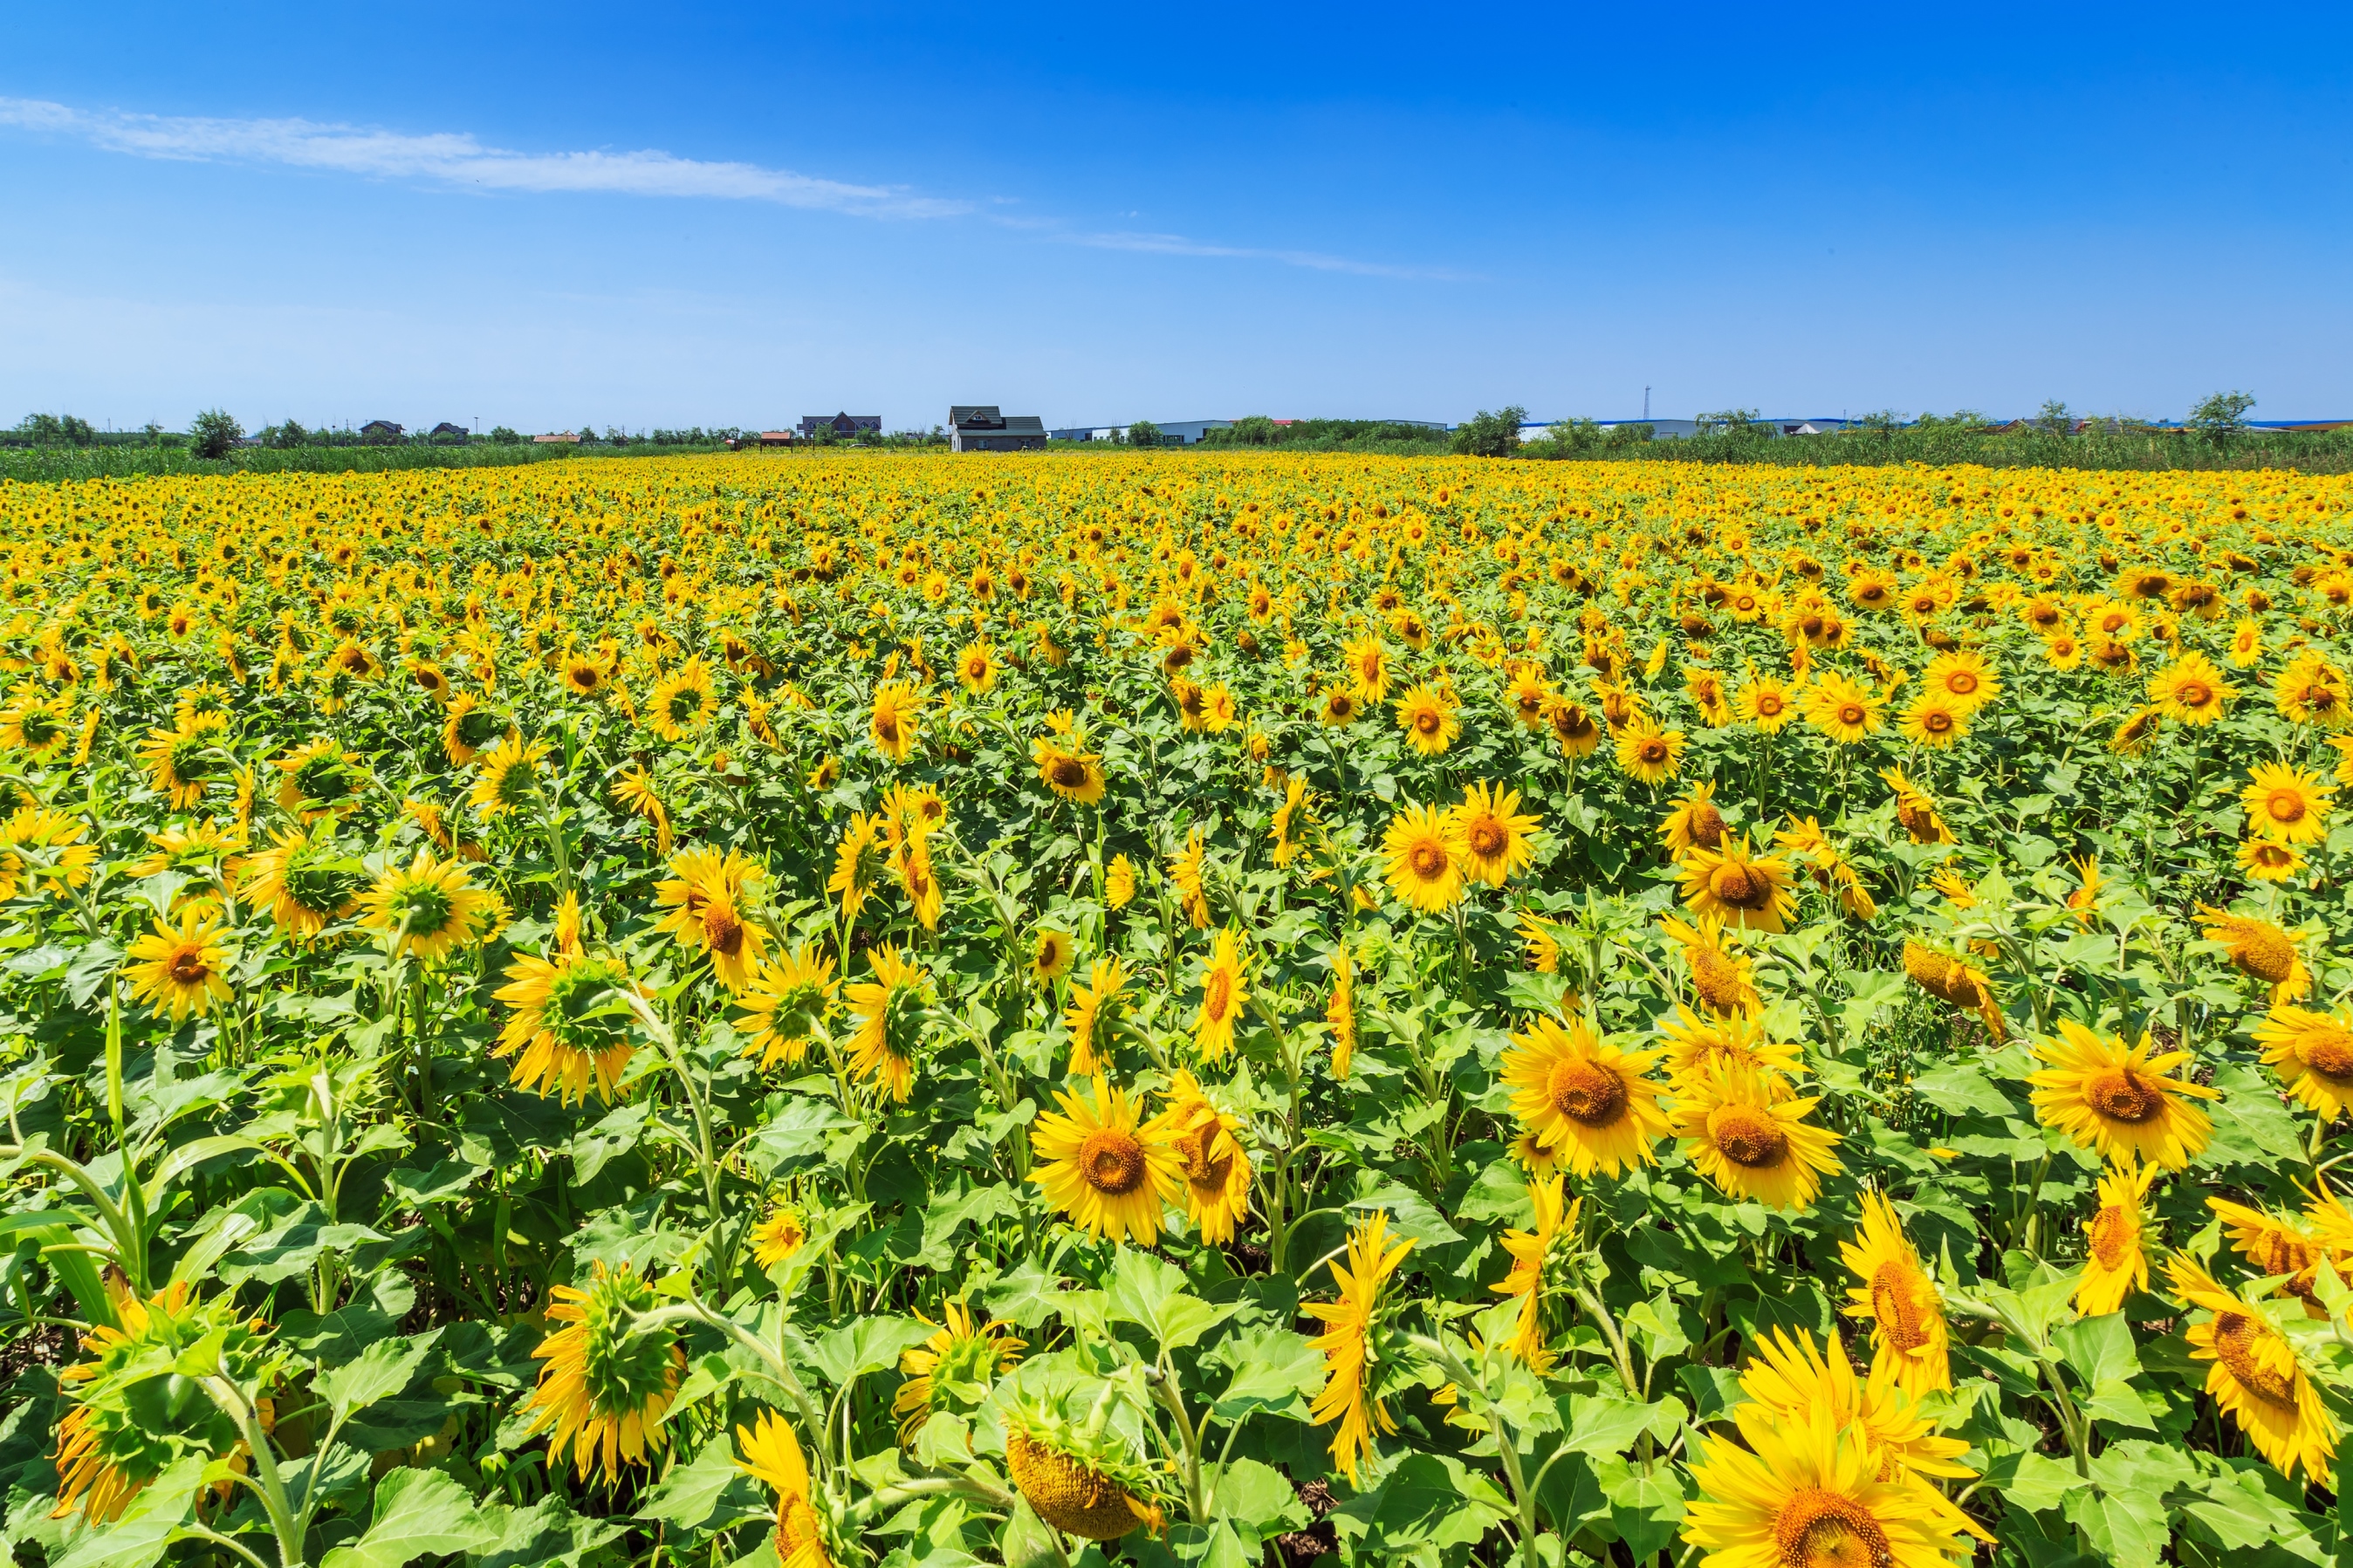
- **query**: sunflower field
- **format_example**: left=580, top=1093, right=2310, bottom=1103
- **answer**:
left=0, top=452, right=2349, bottom=1568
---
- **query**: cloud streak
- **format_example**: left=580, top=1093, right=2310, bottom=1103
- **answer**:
left=0, top=95, right=967, bottom=218
left=0, top=95, right=1459, bottom=279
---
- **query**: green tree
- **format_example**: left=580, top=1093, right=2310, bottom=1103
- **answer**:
left=2189, top=389, right=2256, bottom=445
left=1695, top=408, right=1761, bottom=436
left=2032, top=400, right=2074, bottom=437
left=1856, top=409, right=1904, bottom=442
left=262, top=419, right=310, bottom=450
left=1451, top=405, right=1526, bottom=457
left=489, top=426, right=521, bottom=444
left=189, top=408, right=244, bottom=460
left=1126, top=420, right=1163, bottom=448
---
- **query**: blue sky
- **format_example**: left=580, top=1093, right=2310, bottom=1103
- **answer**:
left=3, top=3, right=2349, bottom=434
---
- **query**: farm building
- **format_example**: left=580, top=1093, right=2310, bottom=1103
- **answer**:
left=359, top=420, right=403, bottom=443
left=797, top=413, right=882, bottom=439
left=950, top=406, right=1046, bottom=452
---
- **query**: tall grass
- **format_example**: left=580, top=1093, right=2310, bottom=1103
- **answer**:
left=0, top=441, right=739, bottom=484
left=1527, top=423, right=2353, bottom=473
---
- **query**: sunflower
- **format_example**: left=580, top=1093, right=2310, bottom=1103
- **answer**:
left=526, top=1263, right=686, bottom=1482
left=1382, top=803, right=1464, bottom=914
left=240, top=824, right=357, bottom=941
left=2207, top=1196, right=2329, bottom=1311
left=2109, top=705, right=2162, bottom=755
left=120, top=908, right=232, bottom=1020
left=2197, top=905, right=2308, bottom=1003
left=1032, top=726, right=1107, bottom=805
left=442, top=693, right=503, bottom=765
left=1325, top=944, right=1356, bottom=1079
left=1677, top=835, right=1796, bottom=933
left=646, top=656, right=719, bottom=742
left=2240, top=761, right=2333, bottom=845
left=2254, top=1003, right=2353, bottom=1119
left=1900, top=941, right=2002, bottom=1038
left=827, top=813, right=888, bottom=921
left=2147, top=650, right=2235, bottom=725
left=735, top=947, right=840, bottom=1070
left=1801, top=673, right=1883, bottom=744
left=494, top=947, right=644, bottom=1105
left=2165, top=1256, right=2338, bottom=1482
left=560, top=654, right=607, bottom=698
left=1658, top=781, right=1729, bottom=860
left=1544, top=695, right=1602, bottom=756
left=1682, top=1403, right=1976, bottom=1568
left=611, top=763, right=673, bottom=854
left=1163, top=1069, right=1252, bottom=1243
left=1392, top=681, right=1460, bottom=756
left=0, top=693, right=72, bottom=762
left=2238, top=836, right=2304, bottom=884
left=1167, top=827, right=1211, bottom=928
left=2027, top=1019, right=2218, bottom=1170
left=1661, top=914, right=1760, bottom=1017
left=844, top=946, right=931, bottom=1101
left=1341, top=633, right=1390, bottom=700
left=1451, top=781, right=1540, bottom=885
left=868, top=680, right=923, bottom=763
left=1735, top=1328, right=1978, bottom=1491
left=892, top=1301, right=1025, bottom=1443
left=273, top=736, right=369, bottom=821
left=468, top=730, right=552, bottom=818
left=134, top=716, right=229, bottom=809
left=1193, top=928, right=1250, bottom=1062
left=1503, top=665, right=1552, bottom=728
left=1318, top=685, right=1362, bottom=726
left=1876, top=766, right=1953, bottom=845
left=51, top=1277, right=274, bottom=1527
left=1897, top=691, right=1968, bottom=749
left=1005, top=1413, right=1164, bottom=1541
left=1670, top=1062, right=1842, bottom=1211
left=1657, top=1006, right=1807, bottom=1084
left=1270, top=775, right=1314, bottom=866
left=1492, top=1174, right=1578, bottom=1372
left=954, top=639, right=998, bottom=695
left=1839, top=1194, right=1950, bottom=1399
left=1612, top=720, right=1684, bottom=784
left=1500, top=1016, right=1670, bottom=1178
left=1734, top=674, right=1800, bottom=733
left=1030, top=1074, right=1183, bottom=1244
left=751, top=1203, right=808, bottom=1268
left=360, top=849, right=495, bottom=961
left=1105, top=852, right=1136, bottom=907
left=1303, top=1212, right=1415, bottom=1484
left=655, top=846, right=772, bottom=992
left=2069, top=1160, right=2158, bottom=1317
left=1062, top=955, right=1133, bottom=1075
left=1031, top=928, right=1074, bottom=984
left=736, top=1411, right=836, bottom=1568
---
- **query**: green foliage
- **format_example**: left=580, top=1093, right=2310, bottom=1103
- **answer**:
left=1450, top=405, right=1526, bottom=457
left=186, top=409, right=244, bottom=460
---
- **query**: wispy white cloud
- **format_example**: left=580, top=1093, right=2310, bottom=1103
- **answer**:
left=1060, top=228, right=1475, bottom=282
left=0, top=95, right=967, bottom=218
left=0, top=94, right=1462, bottom=278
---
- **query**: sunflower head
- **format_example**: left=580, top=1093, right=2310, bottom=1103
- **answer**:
left=1003, top=1400, right=1167, bottom=1540
left=528, top=1263, right=686, bottom=1482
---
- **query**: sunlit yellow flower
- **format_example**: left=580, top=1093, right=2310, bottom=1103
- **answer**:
left=1839, top=1194, right=1950, bottom=1399
left=525, top=1263, right=686, bottom=1482
left=1450, top=780, right=1540, bottom=885
left=736, top=947, right=840, bottom=1069
left=1163, top=1069, right=1252, bottom=1243
left=1670, top=1062, right=1842, bottom=1211
left=1303, top=1212, right=1413, bottom=1484
left=1392, top=681, right=1459, bottom=755
left=844, top=946, right=930, bottom=1101
left=120, top=908, right=231, bottom=1020
left=2254, top=1003, right=2353, bottom=1120
left=1030, top=1074, right=1182, bottom=1244
left=736, top=1411, right=835, bottom=1568
left=1677, top=835, right=1796, bottom=933
left=2165, top=1255, right=2337, bottom=1482
left=359, top=848, right=494, bottom=961
left=2240, top=761, right=2332, bottom=845
left=1382, top=803, right=1464, bottom=914
left=1500, top=1016, right=1669, bottom=1178
left=2027, top=1019, right=2218, bottom=1170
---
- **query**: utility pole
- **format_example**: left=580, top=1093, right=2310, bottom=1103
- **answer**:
left=1643, top=387, right=1650, bottom=421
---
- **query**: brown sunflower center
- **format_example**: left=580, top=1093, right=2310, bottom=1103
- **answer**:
left=1545, top=1057, right=1626, bottom=1127
left=2298, top=1026, right=2353, bottom=1082
left=2087, top=1204, right=2135, bottom=1270
left=1710, top=862, right=1766, bottom=908
left=2212, top=1312, right=2299, bottom=1407
left=1711, top=1106, right=1788, bottom=1168
left=1773, top=1487, right=1894, bottom=1568
left=1078, top=1128, right=1148, bottom=1195
left=1202, top=968, right=1234, bottom=1024
left=703, top=906, right=745, bottom=958
left=875, top=714, right=900, bottom=743
left=2083, top=1067, right=2165, bottom=1124
left=2231, top=926, right=2296, bottom=983
left=2267, top=790, right=2307, bottom=825
left=1945, top=670, right=1979, bottom=695
left=167, top=948, right=210, bottom=985
left=1048, top=754, right=1089, bottom=788
left=1687, top=801, right=1725, bottom=848
left=1837, top=703, right=1866, bottom=727
left=1638, top=739, right=1669, bottom=764
left=1869, top=1261, right=1934, bottom=1352
left=1754, top=695, right=1784, bottom=716
left=1466, top=818, right=1508, bottom=859
left=1922, top=709, right=1955, bottom=734
left=2175, top=680, right=2212, bottom=709
left=1410, top=842, right=1449, bottom=880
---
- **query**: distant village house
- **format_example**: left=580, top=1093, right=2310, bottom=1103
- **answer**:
left=360, top=420, right=403, bottom=443
left=797, top=413, right=882, bottom=439
left=950, top=406, right=1046, bottom=453
left=532, top=431, right=580, bottom=444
